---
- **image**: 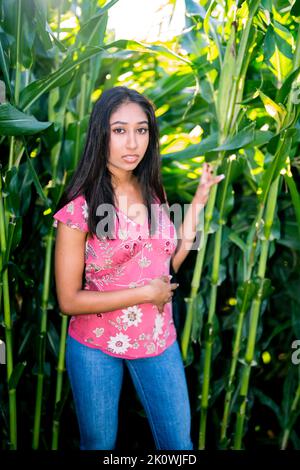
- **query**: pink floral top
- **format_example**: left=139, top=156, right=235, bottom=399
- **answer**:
left=53, top=194, right=178, bottom=359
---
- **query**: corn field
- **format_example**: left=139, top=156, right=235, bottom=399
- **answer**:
left=0, top=0, right=300, bottom=451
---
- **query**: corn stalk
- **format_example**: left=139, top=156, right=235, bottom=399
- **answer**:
left=32, top=1, right=64, bottom=448
left=0, top=170, right=17, bottom=449
left=199, top=156, right=233, bottom=449
left=233, top=19, right=300, bottom=448
left=281, top=378, right=300, bottom=449
left=196, top=1, right=261, bottom=449
left=0, top=0, right=23, bottom=449
left=182, top=1, right=260, bottom=362
left=233, top=173, right=282, bottom=448
left=50, top=1, right=110, bottom=449
left=181, top=184, right=217, bottom=359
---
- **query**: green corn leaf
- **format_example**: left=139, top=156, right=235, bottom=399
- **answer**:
left=106, top=39, right=194, bottom=69
left=216, top=24, right=236, bottom=133
left=151, top=73, right=195, bottom=102
left=259, top=133, right=292, bottom=205
left=259, top=91, right=287, bottom=128
left=253, top=388, right=283, bottom=425
left=163, top=132, right=219, bottom=160
left=260, top=278, right=274, bottom=299
left=45, top=23, right=67, bottom=53
left=264, top=23, right=293, bottom=61
left=214, top=124, right=256, bottom=151
left=204, top=1, right=217, bottom=37
left=191, top=293, right=205, bottom=345
left=75, top=6, right=114, bottom=47
left=248, top=0, right=261, bottom=17
left=17, top=324, right=35, bottom=357
left=262, top=321, right=293, bottom=350
left=53, top=381, right=71, bottom=421
left=0, top=103, right=51, bottom=135
left=264, top=23, right=293, bottom=83
left=291, top=0, right=300, bottom=17
left=263, top=176, right=280, bottom=239
left=2, top=0, right=36, bottom=69
left=19, top=46, right=105, bottom=110
left=236, top=280, right=257, bottom=312
left=47, top=321, right=61, bottom=360
left=5, top=218, right=22, bottom=262
left=0, top=42, right=13, bottom=100
left=181, top=0, right=206, bottom=17
left=228, top=231, right=247, bottom=253
left=25, top=154, right=49, bottom=208
left=284, top=173, right=300, bottom=239
left=273, top=21, right=294, bottom=59
left=33, top=0, right=53, bottom=50
left=4, top=260, right=35, bottom=288
left=244, top=130, right=274, bottom=148
left=8, top=361, right=27, bottom=390
left=282, top=368, right=298, bottom=427
left=276, top=66, right=300, bottom=104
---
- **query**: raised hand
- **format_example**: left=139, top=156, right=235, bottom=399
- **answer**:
left=195, top=162, right=225, bottom=205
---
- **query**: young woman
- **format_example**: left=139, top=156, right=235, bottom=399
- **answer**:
left=53, top=86, right=224, bottom=450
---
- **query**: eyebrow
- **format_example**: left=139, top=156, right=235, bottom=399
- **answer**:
left=110, top=120, right=149, bottom=125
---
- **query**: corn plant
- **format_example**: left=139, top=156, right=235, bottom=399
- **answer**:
left=175, top=0, right=300, bottom=450
left=1, top=0, right=300, bottom=450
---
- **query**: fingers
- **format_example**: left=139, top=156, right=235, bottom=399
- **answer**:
left=202, top=175, right=225, bottom=188
left=157, top=296, right=172, bottom=314
left=207, top=163, right=214, bottom=175
left=170, top=282, right=179, bottom=290
left=158, top=303, right=168, bottom=313
left=160, top=275, right=172, bottom=283
left=203, top=163, right=225, bottom=182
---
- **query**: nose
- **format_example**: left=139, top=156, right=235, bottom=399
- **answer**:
left=126, top=130, right=138, bottom=150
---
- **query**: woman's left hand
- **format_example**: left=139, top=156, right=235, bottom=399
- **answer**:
left=195, top=162, right=225, bottom=205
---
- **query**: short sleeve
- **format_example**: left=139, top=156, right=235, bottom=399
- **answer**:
left=52, top=195, right=89, bottom=233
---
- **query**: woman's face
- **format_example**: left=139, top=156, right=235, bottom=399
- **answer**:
left=108, top=101, right=149, bottom=181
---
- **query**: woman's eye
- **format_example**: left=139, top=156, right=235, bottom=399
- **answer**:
left=112, top=128, right=148, bottom=134
left=138, top=128, right=149, bottom=134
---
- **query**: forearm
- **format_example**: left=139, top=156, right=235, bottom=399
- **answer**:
left=172, top=196, right=204, bottom=273
left=60, top=285, right=151, bottom=316
left=171, top=163, right=224, bottom=273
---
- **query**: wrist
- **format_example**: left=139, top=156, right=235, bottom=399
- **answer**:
left=194, top=187, right=207, bottom=205
left=140, top=285, right=153, bottom=303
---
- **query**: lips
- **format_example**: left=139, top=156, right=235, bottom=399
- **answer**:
left=122, top=155, right=139, bottom=163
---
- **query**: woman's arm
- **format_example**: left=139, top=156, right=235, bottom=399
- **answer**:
left=171, top=196, right=204, bottom=274
left=171, top=163, right=224, bottom=273
left=54, top=222, right=178, bottom=315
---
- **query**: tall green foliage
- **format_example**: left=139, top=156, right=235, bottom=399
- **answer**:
left=0, top=0, right=299, bottom=450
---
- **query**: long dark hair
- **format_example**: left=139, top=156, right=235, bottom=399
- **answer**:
left=55, top=86, right=167, bottom=238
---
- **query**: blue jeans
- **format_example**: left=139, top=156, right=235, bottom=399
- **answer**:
left=66, top=335, right=193, bottom=450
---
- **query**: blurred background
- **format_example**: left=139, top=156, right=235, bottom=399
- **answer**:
left=0, top=0, right=300, bottom=451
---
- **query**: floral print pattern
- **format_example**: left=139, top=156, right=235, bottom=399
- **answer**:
left=107, top=333, right=131, bottom=355
left=121, top=306, right=143, bottom=327
left=53, top=194, right=178, bottom=359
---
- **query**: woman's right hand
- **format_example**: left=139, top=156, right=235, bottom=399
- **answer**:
left=148, top=275, right=179, bottom=313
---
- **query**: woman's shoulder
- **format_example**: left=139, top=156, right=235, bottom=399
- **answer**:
left=53, top=193, right=89, bottom=233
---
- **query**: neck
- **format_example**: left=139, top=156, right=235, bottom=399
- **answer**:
left=110, top=171, right=137, bottom=190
